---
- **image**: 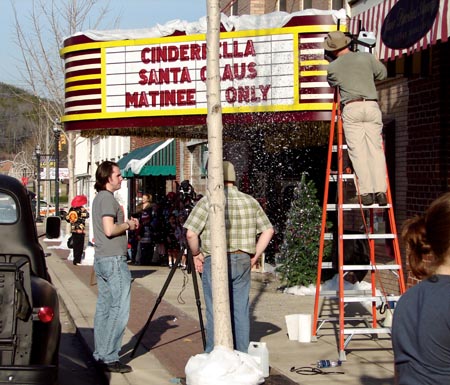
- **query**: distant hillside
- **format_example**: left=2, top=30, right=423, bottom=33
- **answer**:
left=0, top=83, right=40, bottom=160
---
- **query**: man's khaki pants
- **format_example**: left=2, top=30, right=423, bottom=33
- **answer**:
left=342, top=100, right=387, bottom=195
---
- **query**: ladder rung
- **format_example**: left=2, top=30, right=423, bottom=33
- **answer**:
left=343, top=327, right=391, bottom=335
left=324, top=232, right=396, bottom=240
left=317, top=316, right=372, bottom=323
left=318, top=291, right=401, bottom=304
left=320, top=263, right=401, bottom=271
left=341, top=295, right=402, bottom=303
left=343, top=296, right=384, bottom=303
left=346, top=233, right=396, bottom=240
left=341, top=264, right=401, bottom=271
left=329, top=174, right=355, bottom=182
left=319, top=289, right=376, bottom=297
left=327, top=203, right=392, bottom=210
left=332, top=145, right=348, bottom=151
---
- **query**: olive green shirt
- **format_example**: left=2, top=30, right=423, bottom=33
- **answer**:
left=327, top=51, right=387, bottom=105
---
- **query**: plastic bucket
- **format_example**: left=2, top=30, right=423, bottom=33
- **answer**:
left=298, top=313, right=312, bottom=343
left=285, top=314, right=299, bottom=340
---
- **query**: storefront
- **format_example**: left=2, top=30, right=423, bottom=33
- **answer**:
left=349, top=0, right=450, bottom=286
left=117, top=139, right=177, bottom=211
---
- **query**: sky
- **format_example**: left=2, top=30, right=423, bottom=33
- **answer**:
left=0, top=0, right=207, bottom=87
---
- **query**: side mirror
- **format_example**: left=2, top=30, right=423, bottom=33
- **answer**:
left=46, top=216, right=61, bottom=239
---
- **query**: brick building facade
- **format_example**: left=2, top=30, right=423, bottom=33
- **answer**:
left=351, top=0, right=450, bottom=288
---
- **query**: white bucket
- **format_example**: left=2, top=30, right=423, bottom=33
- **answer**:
left=285, top=314, right=300, bottom=340
left=248, top=341, right=269, bottom=377
left=297, top=313, right=312, bottom=343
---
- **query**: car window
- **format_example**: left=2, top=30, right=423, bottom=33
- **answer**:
left=0, top=192, right=18, bottom=223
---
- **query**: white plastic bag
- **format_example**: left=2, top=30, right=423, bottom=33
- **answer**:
left=185, top=346, right=264, bottom=385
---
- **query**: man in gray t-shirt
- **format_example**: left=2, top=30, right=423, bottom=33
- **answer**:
left=91, top=161, right=138, bottom=373
left=92, top=190, right=127, bottom=258
left=324, top=31, right=388, bottom=207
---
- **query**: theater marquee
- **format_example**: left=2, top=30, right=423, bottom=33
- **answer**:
left=111, top=35, right=293, bottom=112
left=61, top=13, right=343, bottom=132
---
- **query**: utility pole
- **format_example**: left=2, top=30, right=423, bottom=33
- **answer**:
left=35, top=145, right=42, bottom=222
left=53, top=119, right=62, bottom=216
left=206, top=0, right=233, bottom=351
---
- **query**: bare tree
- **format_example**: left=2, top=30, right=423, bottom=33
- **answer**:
left=11, top=0, right=119, bottom=205
left=206, top=0, right=233, bottom=351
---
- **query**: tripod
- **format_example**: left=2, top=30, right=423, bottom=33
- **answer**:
left=131, top=249, right=206, bottom=357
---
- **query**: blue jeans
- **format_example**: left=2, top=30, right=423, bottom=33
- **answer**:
left=202, top=253, right=251, bottom=353
left=93, top=255, right=131, bottom=363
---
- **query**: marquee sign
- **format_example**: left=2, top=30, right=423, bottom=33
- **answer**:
left=107, top=34, right=293, bottom=112
left=61, top=14, right=342, bottom=131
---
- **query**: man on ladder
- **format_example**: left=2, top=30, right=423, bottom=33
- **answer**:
left=323, top=31, right=388, bottom=206
left=312, top=30, right=406, bottom=361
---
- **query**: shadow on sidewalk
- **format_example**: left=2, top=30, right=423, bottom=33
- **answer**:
left=121, top=314, right=179, bottom=360
left=250, top=277, right=282, bottom=342
left=130, top=267, right=158, bottom=280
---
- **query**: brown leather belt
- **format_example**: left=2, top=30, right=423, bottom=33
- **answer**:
left=228, top=250, right=249, bottom=255
left=344, top=98, right=378, bottom=106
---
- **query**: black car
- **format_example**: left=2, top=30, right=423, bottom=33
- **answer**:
left=0, top=175, right=61, bottom=384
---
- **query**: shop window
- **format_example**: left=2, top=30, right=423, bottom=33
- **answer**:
left=386, top=49, right=431, bottom=79
left=200, top=144, right=209, bottom=178
left=332, top=0, right=343, bottom=9
left=420, top=49, right=430, bottom=78
left=232, top=0, right=238, bottom=15
left=278, top=0, right=287, bottom=11
left=387, top=60, right=396, bottom=78
left=303, top=0, right=312, bottom=9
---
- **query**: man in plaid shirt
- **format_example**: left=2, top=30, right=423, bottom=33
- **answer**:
left=184, top=161, right=274, bottom=353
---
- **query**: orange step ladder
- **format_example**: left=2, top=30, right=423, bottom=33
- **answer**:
left=312, top=89, right=406, bottom=361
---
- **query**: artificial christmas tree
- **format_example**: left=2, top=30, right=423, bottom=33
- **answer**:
left=277, top=173, right=331, bottom=287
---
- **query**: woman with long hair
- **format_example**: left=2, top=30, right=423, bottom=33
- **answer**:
left=392, top=192, right=450, bottom=384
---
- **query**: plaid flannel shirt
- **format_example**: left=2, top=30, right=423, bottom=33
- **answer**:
left=183, top=186, right=272, bottom=255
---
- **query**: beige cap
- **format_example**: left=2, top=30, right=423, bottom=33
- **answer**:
left=323, top=31, right=351, bottom=51
left=223, top=161, right=236, bottom=182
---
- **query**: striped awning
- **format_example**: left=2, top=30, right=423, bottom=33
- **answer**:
left=349, top=0, right=449, bottom=61
left=117, top=139, right=175, bottom=177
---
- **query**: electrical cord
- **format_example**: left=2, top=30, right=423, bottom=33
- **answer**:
left=176, top=267, right=189, bottom=304
left=290, top=366, right=345, bottom=375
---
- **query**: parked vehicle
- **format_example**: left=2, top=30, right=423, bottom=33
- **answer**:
left=32, top=199, right=67, bottom=219
left=39, top=200, right=56, bottom=217
left=0, top=175, right=61, bottom=384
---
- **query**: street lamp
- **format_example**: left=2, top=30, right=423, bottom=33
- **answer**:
left=53, top=119, right=62, bottom=216
left=35, top=144, right=42, bottom=222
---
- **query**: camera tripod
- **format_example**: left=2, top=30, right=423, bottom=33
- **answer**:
left=131, top=249, right=206, bottom=357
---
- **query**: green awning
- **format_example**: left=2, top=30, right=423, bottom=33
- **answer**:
left=117, top=139, right=176, bottom=177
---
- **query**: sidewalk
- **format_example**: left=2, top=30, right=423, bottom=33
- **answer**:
left=40, top=226, right=395, bottom=385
